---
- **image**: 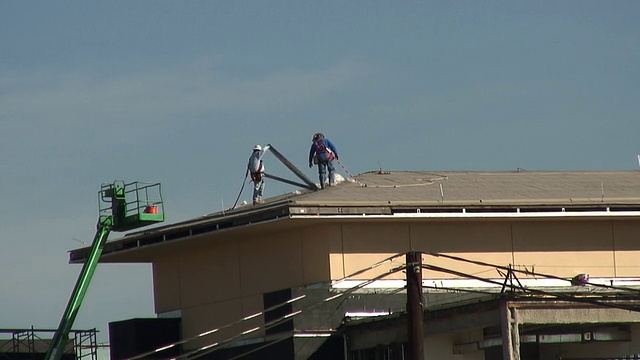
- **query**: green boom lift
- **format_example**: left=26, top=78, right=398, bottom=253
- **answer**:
left=45, top=181, right=165, bottom=360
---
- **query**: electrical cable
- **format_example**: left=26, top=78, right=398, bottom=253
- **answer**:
left=226, top=333, right=293, bottom=360
left=124, top=294, right=306, bottom=360
left=126, top=252, right=405, bottom=360
left=331, top=252, right=405, bottom=287
left=294, top=293, right=348, bottom=358
left=336, top=159, right=448, bottom=188
left=421, top=250, right=640, bottom=310
left=367, top=172, right=448, bottom=188
left=174, top=253, right=520, bottom=360
left=422, top=251, right=640, bottom=294
left=365, top=176, right=448, bottom=188
left=221, top=268, right=531, bottom=360
left=421, top=264, right=640, bottom=312
left=184, top=310, right=301, bottom=360
left=128, top=249, right=640, bottom=359
left=179, top=266, right=407, bottom=359
left=231, top=169, right=249, bottom=210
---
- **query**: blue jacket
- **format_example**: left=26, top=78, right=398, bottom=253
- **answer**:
left=309, top=138, right=338, bottom=164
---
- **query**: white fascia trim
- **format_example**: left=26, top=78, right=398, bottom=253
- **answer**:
left=333, top=279, right=406, bottom=289
left=293, top=332, right=334, bottom=338
left=291, top=211, right=640, bottom=220
left=345, top=311, right=393, bottom=317
left=331, top=278, right=640, bottom=290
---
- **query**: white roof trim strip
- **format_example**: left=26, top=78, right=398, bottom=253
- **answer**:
left=293, top=211, right=640, bottom=219
left=331, top=278, right=640, bottom=290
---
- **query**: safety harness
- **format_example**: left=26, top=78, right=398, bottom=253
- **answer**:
left=313, top=139, right=335, bottom=164
left=249, top=160, right=263, bottom=182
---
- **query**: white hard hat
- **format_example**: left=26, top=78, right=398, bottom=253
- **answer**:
left=253, top=144, right=262, bottom=151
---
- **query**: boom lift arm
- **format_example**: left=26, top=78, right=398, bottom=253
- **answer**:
left=46, top=181, right=164, bottom=360
left=45, top=217, right=113, bottom=360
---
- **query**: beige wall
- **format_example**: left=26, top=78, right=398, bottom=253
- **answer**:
left=339, top=219, right=633, bottom=281
left=151, top=217, right=640, bottom=351
left=152, top=255, right=181, bottom=312
left=511, top=220, right=616, bottom=277
left=613, top=221, right=640, bottom=277
left=152, top=225, right=337, bottom=349
left=341, top=223, right=411, bottom=280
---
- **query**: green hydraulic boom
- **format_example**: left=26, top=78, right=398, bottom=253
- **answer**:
left=45, top=181, right=165, bottom=360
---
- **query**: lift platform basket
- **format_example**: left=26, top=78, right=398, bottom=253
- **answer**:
left=99, top=180, right=165, bottom=232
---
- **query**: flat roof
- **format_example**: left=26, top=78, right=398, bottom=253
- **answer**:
left=68, top=170, right=640, bottom=263
left=292, top=170, right=640, bottom=206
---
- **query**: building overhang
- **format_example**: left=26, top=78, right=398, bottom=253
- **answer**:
left=68, top=199, right=640, bottom=264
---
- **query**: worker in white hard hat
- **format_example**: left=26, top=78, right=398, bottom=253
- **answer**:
left=247, top=145, right=266, bottom=204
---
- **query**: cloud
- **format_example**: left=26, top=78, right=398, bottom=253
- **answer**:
left=0, top=57, right=373, bottom=128
left=0, top=57, right=375, bottom=185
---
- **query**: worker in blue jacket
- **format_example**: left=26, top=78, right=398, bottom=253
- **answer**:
left=308, top=133, right=339, bottom=189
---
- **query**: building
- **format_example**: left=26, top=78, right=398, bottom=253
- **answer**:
left=70, top=170, right=640, bottom=359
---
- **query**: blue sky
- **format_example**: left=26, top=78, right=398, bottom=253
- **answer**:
left=1, top=0, right=639, bottom=348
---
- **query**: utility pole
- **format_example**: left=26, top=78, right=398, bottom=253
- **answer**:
left=406, top=251, right=425, bottom=360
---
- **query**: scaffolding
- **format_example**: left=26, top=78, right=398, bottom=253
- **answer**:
left=0, top=327, right=99, bottom=359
